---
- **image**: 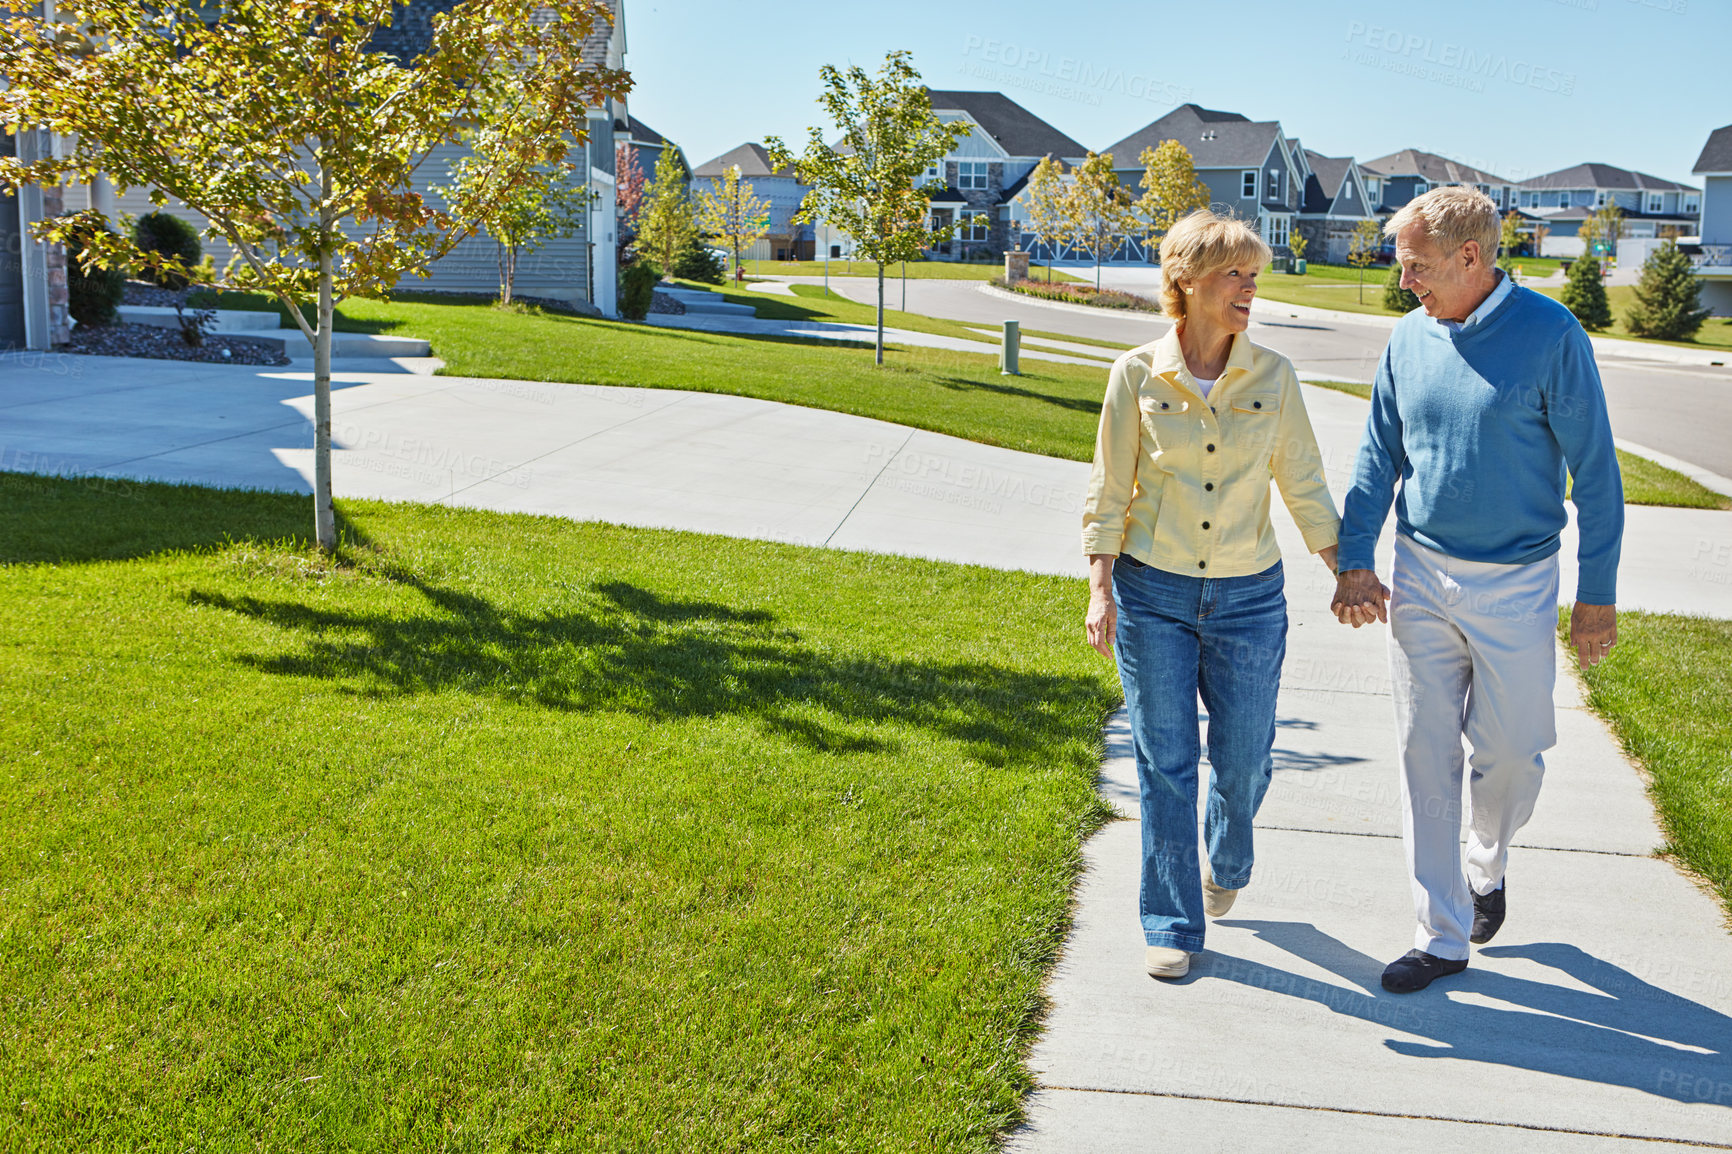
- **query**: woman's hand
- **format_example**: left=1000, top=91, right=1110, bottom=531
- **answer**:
left=1086, top=554, right=1117, bottom=658
left=1318, top=544, right=1339, bottom=574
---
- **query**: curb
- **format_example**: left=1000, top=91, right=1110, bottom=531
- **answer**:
left=1614, top=439, right=1732, bottom=499
left=977, top=282, right=1167, bottom=325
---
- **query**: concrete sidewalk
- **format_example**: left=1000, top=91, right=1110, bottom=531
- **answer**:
left=4, top=354, right=1732, bottom=1147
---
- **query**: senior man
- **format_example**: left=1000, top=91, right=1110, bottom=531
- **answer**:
left=1332, top=186, right=1624, bottom=994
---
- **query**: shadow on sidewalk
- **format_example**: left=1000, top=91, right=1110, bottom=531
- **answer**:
left=1206, top=919, right=1732, bottom=1108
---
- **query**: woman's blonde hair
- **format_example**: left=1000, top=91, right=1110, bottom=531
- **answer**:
left=1158, top=209, right=1272, bottom=322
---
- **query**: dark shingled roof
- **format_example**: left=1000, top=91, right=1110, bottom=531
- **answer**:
left=1517, top=162, right=1696, bottom=193
left=367, top=0, right=618, bottom=66
left=923, top=90, right=1087, bottom=160
left=1693, top=124, right=1732, bottom=174
left=1103, top=103, right=1279, bottom=170
left=1300, top=150, right=1358, bottom=214
left=619, top=114, right=669, bottom=148
left=1360, top=148, right=1509, bottom=186
left=691, top=142, right=793, bottom=178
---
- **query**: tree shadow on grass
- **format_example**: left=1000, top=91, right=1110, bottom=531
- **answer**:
left=186, top=572, right=1115, bottom=759
left=931, top=374, right=1101, bottom=416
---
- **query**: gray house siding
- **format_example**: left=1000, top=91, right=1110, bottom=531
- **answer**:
left=1701, top=175, right=1732, bottom=245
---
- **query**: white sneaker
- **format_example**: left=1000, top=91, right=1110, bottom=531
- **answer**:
left=1203, top=871, right=1239, bottom=919
left=1145, top=946, right=1191, bottom=979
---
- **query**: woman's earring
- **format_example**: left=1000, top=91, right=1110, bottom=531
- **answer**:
left=1185, top=287, right=1194, bottom=295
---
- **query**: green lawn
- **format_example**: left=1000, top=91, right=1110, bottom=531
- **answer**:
left=741, top=259, right=1081, bottom=282
left=196, top=289, right=1116, bottom=462
left=1532, top=283, right=1732, bottom=353
left=1304, top=381, right=1730, bottom=510
left=1568, top=611, right=1732, bottom=920
left=1254, top=264, right=1404, bottom=317
left=0, top=474, right=1121, bottom=1149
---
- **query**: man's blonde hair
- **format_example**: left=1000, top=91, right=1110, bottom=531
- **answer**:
left=1384, top=185, right=1501, bottom=260
left=1158, top=209, right=1272, bottom=322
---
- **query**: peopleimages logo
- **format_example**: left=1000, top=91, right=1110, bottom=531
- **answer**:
left=959, top=36, right=1192, bottom=107
left=1343, top=22, right=1576, bottom=95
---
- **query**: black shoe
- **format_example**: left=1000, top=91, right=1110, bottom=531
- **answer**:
left=1381, top=950, right=1468, bottom=993
left=1471, top=881, right=1507, bottom=945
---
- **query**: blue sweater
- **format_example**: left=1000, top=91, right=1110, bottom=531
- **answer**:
left=1338, top=285, right=1624, bottom=604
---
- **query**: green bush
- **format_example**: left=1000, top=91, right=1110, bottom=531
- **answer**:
left=1559, top=255, right=1612, bottom=330
left=619, top=262, right=658, bottom=320
left=1382, top=264, right=1419, bottom=313
left=1625, top=241, right=1711, bottom=341
left=62, top=212, right=127, bottom=327
left=671, top=240, right=724, bottom=284
left=133, top=210, right=203, bottom=290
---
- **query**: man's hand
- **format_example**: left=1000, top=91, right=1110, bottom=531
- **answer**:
left=1569, top=602, right=1617, bottom=669
left=1332, top=568, right=1390, bottom=628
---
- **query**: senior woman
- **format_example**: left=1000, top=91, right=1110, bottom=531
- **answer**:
left=1082, top=209, right=1342, bottom=980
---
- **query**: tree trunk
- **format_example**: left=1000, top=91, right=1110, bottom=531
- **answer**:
left=875, top=260, right=885, bottom=366
left=314, top=246, right=336, bottom=552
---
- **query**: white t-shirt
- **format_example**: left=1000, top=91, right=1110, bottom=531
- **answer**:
left=1194, top=376, right=1217, bottom=399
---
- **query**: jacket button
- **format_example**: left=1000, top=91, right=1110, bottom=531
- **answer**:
left=1198, top=560, right=1207, bottom=570
left=1204, top=482, right=1214, bottom=492
left=1253, top=401, right=1262, bottom=409
left=1161, top=402, right=1169, bottom=409
left=1202, top=521, right=1211, bottom=530
left=1206, top=443, right=1216, bottom=452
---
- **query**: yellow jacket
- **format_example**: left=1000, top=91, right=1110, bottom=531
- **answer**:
left=1082, top=329, right=1340, bottom=575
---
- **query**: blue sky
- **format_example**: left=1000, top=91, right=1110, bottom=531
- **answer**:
left=626, top=0, right=1727, bottom=185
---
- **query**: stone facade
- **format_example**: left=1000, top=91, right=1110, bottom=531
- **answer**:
left=43, top=184, right=70, bottom=346
left=944, top=159, right=1012, bottom=261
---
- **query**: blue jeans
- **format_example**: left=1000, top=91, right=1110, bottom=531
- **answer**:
left=1113, top=556, right=1288, bottom=951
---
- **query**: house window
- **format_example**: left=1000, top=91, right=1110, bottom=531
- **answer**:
left=1646, top=192, right=1664, bottom=214
left=1415, top=180, right=1428, bottom=195
left=1342, top=182, right=1354, bottom=202
left=961, top=209, right=989, bottom=241
left=923, top=163, right=940, bottom=184
left=1264, top=215, right=1289, bottom=247
left=1268, top=168, right=1282, bottom=200
left=1242, top=170, right=1257, bottom=198
left=958, top=161, right=989, bottom=191
left=1685, top=195, right=1700, bottom=214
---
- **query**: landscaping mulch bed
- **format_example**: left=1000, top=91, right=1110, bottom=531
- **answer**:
left=68, top=321, right=290, bottom=366
left=122, top=279, right=191, bottom=308
left=994, top=276, right=1161, bottom=312
left=650, top=290, right=686, bottom=315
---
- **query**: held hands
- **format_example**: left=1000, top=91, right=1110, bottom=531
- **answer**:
left=1332, top=568, right=1390, bottom=628
left=1569, top=602, right=1617, bottom=669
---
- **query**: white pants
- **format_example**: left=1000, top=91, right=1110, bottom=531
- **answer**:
left=1388, top=535, right=1560, bottom=961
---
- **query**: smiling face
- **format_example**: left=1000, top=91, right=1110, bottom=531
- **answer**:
left=1395, top=222, right=1496, bottom=322
left=1181, top=262, right=1258, bottom=336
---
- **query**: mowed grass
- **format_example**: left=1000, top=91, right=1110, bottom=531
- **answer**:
left=1531, top=283, right=1732, bottom=352
left=197, top=289, right=1116, bottom=462
left=1568, top=611, right=1732, bottom=919
left=1303, top=380, right=1730, bottom=510
left=0, top=474, right=1122, bottom=1149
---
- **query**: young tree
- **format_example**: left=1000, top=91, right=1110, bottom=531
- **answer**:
left=766, top=50, right=970, bottom=365
left=1559, top=254, right=1612, bottom=330
left=1134, top=140, right=1211, bottom=250
left=1625, top=240, right=1711, bottom=341
left=0, top=0, right=628, bottom=552
left=1347, top=218, right=1382, bottom=303
left=1577, top=201, right=1624, bottom=263
left=615, top=143, right=647, bottom=263
left=695, top=164, right=772, bottom=281
left=1065, top=151, right=1138, bottom=290
left=636, top=147, right=698, bottom=279
left=1023, top=155, right=1069, bottom=282
left=1287, top=224, right=1308, bottom=263
left=444, top=154, right=591, bottom=306
left=1498, top=211, right=1524, bottom=270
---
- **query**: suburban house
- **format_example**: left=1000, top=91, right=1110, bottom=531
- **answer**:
left=1514, top=162, right=1701, bottom=258
left=1358, top=149, right=1518, bottom=213
left=919, top=89, right=1089, bottom=261
left=1689, top=123, right=1732, bottom=316
left=1101, top=103, right=1305, bottom=258
left=1296, top=149, right=1379, bottom=264
left=69, top=0, right=631, bottom=317
left=617, top=113, right=685, bottom=185
left=0, top=124, right=71, bottom=351
left=690, top=143, right=812, bottom=262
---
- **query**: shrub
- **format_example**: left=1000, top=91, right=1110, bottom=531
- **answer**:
left=619, top=262, right=658, bottom=320
left=1559, top=255, right=1612, bottom=331
left=62, top=211, right=127, bottom=327
left=993, top=276, right=1160, bottom=313
left=1625, top=241, right=1711, bottom=341
left=1382, top=264, right=1419, bottom=313
left=671, top=240, right=724, bottom=284
left=133, top=210, right=203, bottom=290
